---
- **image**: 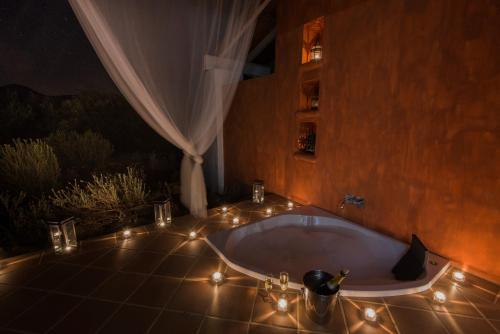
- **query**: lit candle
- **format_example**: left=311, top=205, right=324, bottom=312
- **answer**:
left=232, top=217, right=240, bottom=225
left=364, top=308, right=377, bottom=322
left=65, top=246, right=72, bottom=252
left=188, top=231, right=197, bottom=240
left=159, top=222, right=166, bottom=227
left=433, top=291, right=446, bottom=304
left=287, top=201, right=294, bottom=209
left=123, top=229, right=131, bottom=238
left=211, top=271, right=224, bottom=284
left=452, top=271, right=465, bottom=283
left=222, top=206, right=228, bottom=214
left=277, top=296, right=288, bottom=312
left=266, top=207, right=273, bottom=216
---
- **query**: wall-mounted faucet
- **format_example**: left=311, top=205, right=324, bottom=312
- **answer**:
left=338, top=194, right=365, bottom=209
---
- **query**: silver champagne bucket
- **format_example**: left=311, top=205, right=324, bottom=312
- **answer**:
left=303, top=270, right=339, bottom=324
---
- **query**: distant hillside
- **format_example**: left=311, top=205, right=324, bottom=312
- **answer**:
left=0, top=84, right=180, bottom=161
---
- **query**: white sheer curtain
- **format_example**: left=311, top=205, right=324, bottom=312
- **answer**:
left=69, top=0, right=267, bottom=217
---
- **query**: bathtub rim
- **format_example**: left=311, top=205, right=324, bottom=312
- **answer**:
left=205, top=205, right=450, bottom=297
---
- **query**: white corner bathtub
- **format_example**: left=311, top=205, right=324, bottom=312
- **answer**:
left=206, top=206, right=449, bottom=297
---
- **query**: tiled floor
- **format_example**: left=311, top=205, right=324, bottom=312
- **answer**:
left=0, top=195, right=499, bottom=334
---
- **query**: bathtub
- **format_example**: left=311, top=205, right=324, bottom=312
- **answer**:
left=206, top=206, right=449, bottom=297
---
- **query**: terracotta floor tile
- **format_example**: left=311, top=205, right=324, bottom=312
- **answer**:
left=48, top=299, right=119, bottom=334
left=91, top=248, right=139, bottom=270
left=128, top=276, right=181, bottom=307
left=186, top=257, right=227, bottom=280
left=464, top=290, right=500, bottom=320
left=297, top=297, right=347, bottom=333
left=427, top=283, right=482, bottom=317
left=0, top=263, right=50, bottom=286
left=56, top=267, right=113, bottom=296
left=155, top=254, right=197, bottom=278
left=145, top=234, right=183, bottom=252
left=117, top=233, right=157, bottom=250
left=252, top=290, right=299, bottom=329
left=206, top=285, right=257, bottom=321
left=250, top=324, right=297, bottom=334
left=168, top=280, right=217, bottom=314
left=0, top=284, right=13, bottom=298
left=26, top=262, right=81, bottom=290
left=0, top=288, right=47, bottom=325
left=383, top=293, right=433, bottom=311
left=225, top=267, right=259, bottom=287
left=121, top=250, right=165, bottom=274
left=91, top=272, right=145, bottom=302
left=388, top=305, right=447, bottom=334
left=436, top=312, right=497, bottom=334
left=199, top=317, right=249, bottom=334
left=98, top=305, right=160, bottom=333
left=341, top=298, right=398, bottom=334
left=149, top=310, right=203, bottom=334
left=8, top=293, right=81, bottom=333
left=60, top=247, right=110, bottom=266
left=174, top=239, right=208, bottom=256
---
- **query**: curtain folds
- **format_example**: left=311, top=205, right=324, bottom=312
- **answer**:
left=69, top=0, right=265, bottom=217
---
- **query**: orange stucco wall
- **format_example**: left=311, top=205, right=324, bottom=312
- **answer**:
left=225, top=0, right=500, bottom=281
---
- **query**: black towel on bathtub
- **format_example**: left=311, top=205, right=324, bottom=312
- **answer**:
left=392, top=234, right=428, bottom=281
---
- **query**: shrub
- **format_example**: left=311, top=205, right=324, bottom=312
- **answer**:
left=51, top=167, right=148, bottom=225
left=0, top=139, right=60, bottom=195
left=47, top=130, right=114, bottom=171
left=0, top=191, right=51, bottom=253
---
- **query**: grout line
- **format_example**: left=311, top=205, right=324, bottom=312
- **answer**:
left=459, top=288, right=500, bottom=334
left=42, top=248, right=118, bottom=333
left=383, top=300, right=401, bottom=334
left=338, top=295, right=350, bottom=334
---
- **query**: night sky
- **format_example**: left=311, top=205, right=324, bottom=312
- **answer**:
left=0, top=0, right=116, bottom=95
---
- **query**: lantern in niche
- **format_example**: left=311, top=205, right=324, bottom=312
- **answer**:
left=153, top=199, right=172, bottom=227
left=253, top=180, right=265, bottom=204
left=310, top=95, right=319, bottom=110
left=310, top=38, right=322, bottom=61
left=48, top=217, right=77, bottom=254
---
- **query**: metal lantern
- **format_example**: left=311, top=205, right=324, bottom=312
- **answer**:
left=252, top=180, right=264, bottom=204
left=311, top=39, right=322, bottom=61
left=48, top=217, right=77, bottom=253
left=310, top=95, right=319, bottom=110
left=153, top=199, right=172, bottom=227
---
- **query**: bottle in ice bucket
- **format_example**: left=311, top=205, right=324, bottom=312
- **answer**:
left=318, top=269, right=349, bottom=293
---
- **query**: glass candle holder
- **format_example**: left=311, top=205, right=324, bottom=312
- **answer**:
left=153, top=199, right=171, bottom=227
left=253, top=180, right=264, bottom=204
left=48, top=217, right=77, bottom=254
left=311, top=39, right=322, bottom=61
left=279, top=272, right=289, bottom=291
left=264, top=274, right=273, bottom=294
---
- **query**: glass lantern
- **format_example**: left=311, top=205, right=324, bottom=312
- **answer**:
left=252, top=180, right=264, bottom=204
left=311, top=39, right=322, bottom=62
left=153, top=199, right=172, bottom=227
left=48, top=217, right=77, bottom=254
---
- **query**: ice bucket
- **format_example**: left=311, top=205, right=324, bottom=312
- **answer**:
left=303, top=270, right=339, bottom=324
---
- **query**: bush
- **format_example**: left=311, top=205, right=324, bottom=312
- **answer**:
left=51, top=167, right=148, bottom=226
left=47, top=130, right=114, bottom=171
left=0, top=139, right=60, bottom=195
left=0, top=191, right=51, bottom=253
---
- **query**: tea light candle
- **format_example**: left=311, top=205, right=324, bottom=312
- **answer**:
left=452, top=271, right=465, bottom=283
left=265, top=207, right=273, bottom=216
left=188, top=231, right=197, bottom=240
left=221, top=206, right=228, bottom=214
left=232, top=217, right=240, bottom=225
left=364, top=308, right=377, bottom=322
left=123, top=229, right=131, bottom=238
left=433, top=291, right=446, bottom=304
left=211, top=271, right=224, bottom=284
left=277, top=296, right=288, bottom=312
left=287, top=201, right=294, bottom=209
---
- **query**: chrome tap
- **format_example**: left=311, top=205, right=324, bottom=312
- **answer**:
left=338, top=194, right=364, bottom=209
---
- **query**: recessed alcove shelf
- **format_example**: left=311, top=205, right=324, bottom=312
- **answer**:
left=296, top=121, right=316, bottom=159
left=301, top=16, right=324, bottom=65
left=299, top=79, right=320, bottom=113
